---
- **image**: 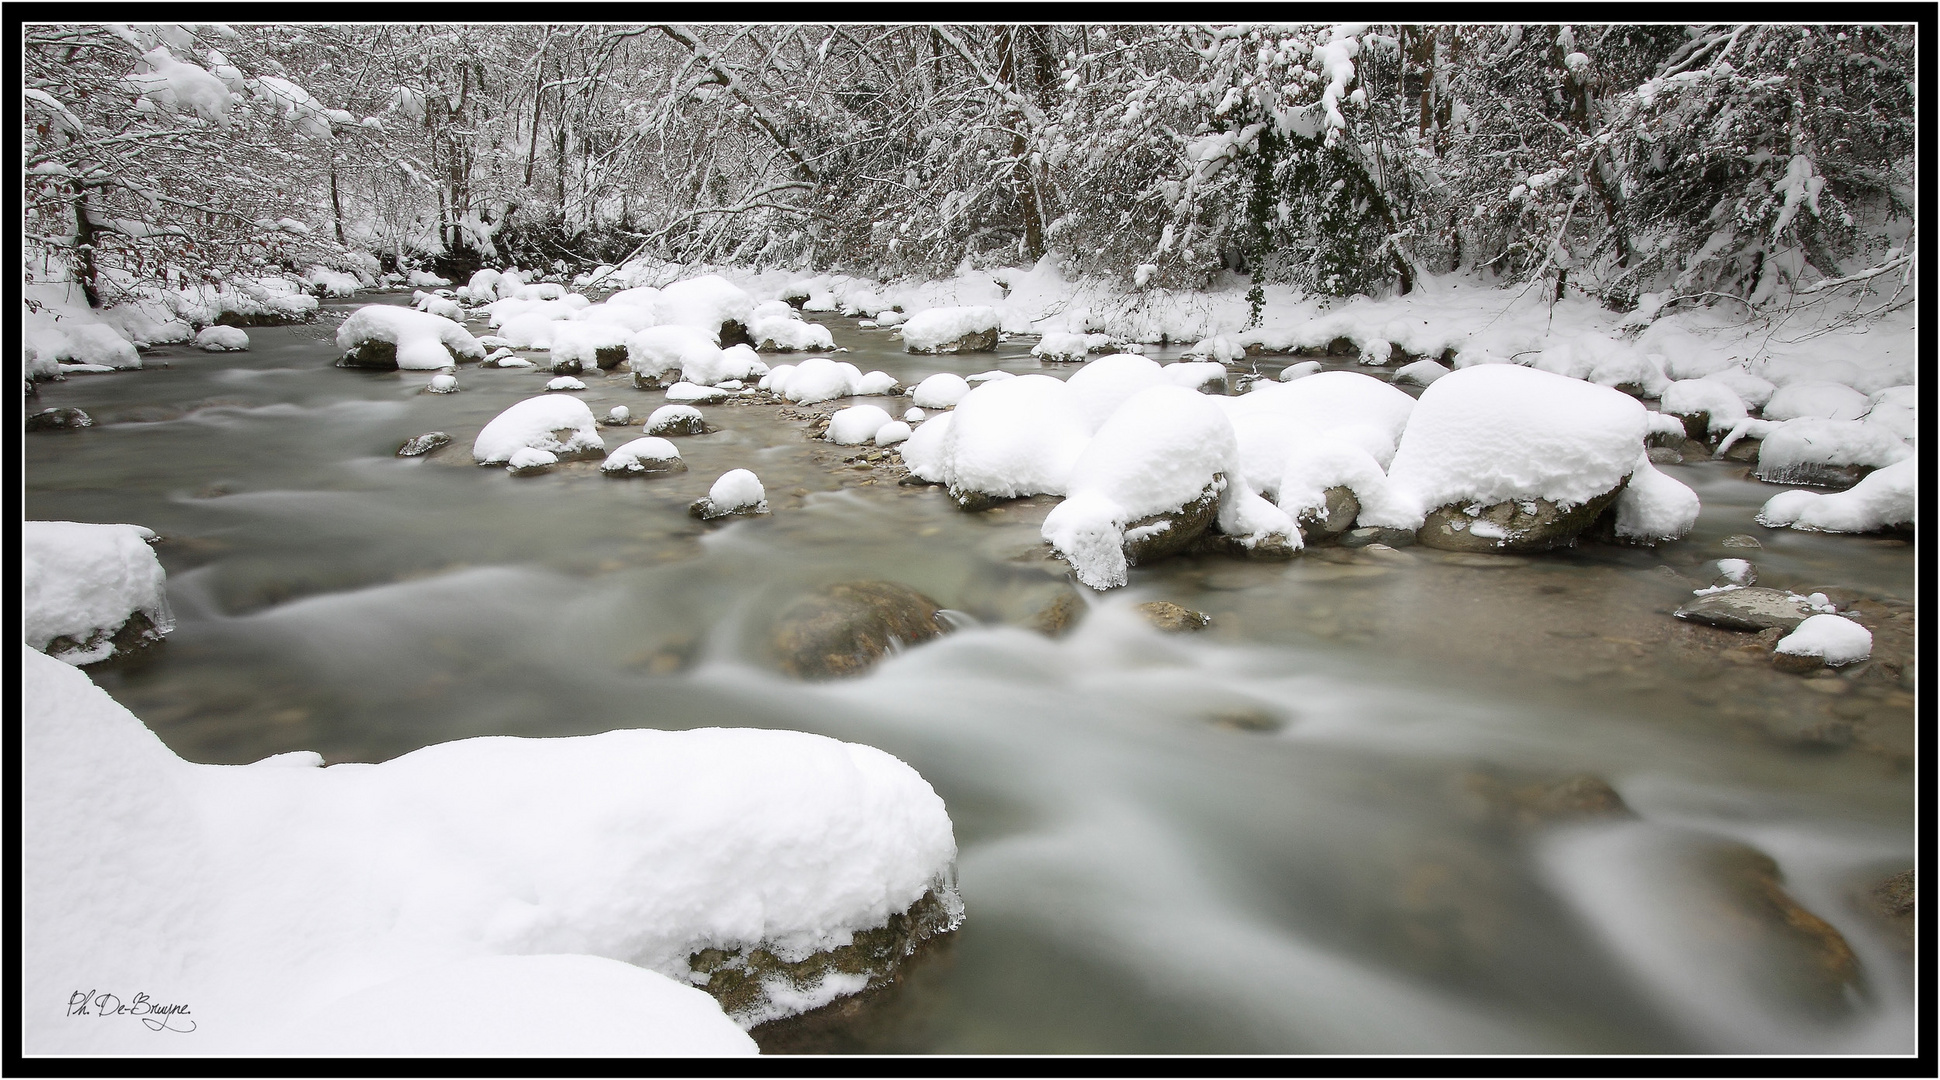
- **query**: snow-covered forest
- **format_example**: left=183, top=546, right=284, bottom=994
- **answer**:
left=22, top=21, right=1919, bottom=1061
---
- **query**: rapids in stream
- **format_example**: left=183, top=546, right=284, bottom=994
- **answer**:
left=24, top=294, right=1916, bottom=1055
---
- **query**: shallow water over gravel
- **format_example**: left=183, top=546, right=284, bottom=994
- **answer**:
left=24, top=294, right=1916, bottom=1054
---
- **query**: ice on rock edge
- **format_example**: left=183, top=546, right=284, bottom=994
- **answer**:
left=473, top=395, right=604, bottom=464
left=23, top=522, right=173, bottom=665
left=21, top=646, right=956, bottom=1053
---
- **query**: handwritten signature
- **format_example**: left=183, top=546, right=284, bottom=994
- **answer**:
left=67, top=990, right=196, bottom=1033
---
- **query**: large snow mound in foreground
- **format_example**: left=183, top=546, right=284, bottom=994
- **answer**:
left=22, top=645, right=955, bottom=1053
left=1387, top=364, right=1646, bottom=516
left=1757, top=458, right=1917, bottom=533
left=23, top=522, right=172, bottom=665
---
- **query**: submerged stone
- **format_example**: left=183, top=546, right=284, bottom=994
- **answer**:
left=1136, top=601, right=1211, bottom=632
left=397, top=431, right=452, bottom=457
left=769, top=581, right=952, bottom=679
left=26, top=407, right=93, bottom=432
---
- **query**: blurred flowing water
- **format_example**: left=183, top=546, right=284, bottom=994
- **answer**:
left=24, top=295, right=1916, bottom=1054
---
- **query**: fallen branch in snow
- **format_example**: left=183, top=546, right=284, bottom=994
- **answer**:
left=1790, top=253, right=1915, bottom=296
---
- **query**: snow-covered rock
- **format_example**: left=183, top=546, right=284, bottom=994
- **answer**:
left=768, top=357, right=863, bottom=404
left=25, top=322, right=142, bottom=370
left=196, top=325, right=249, bottom=351
left=1762, top=381, right=1872, bottom=422
left=600, top=437, right=685, bottom=476
left=1392, top=359, right=1449, bottom=387
left=666, top=382, right=732, bottom=405
left=1064, top=354, right=1167, bottom=432
left=336, top=306, right=484, bottom=370
left=548, top=321, right=634, bottom=373
left=1610, top=452, right=1700, bottom=545
left=901, top=306, right=1000, bottom=353
left=1032, top=331, right=1113, bottom=362
left=1387, top=364, right=1649, bottom=550
left=854, top=370, right=899, bottom=396
left=1660, top=379, right=1748, bottom=438
left=1753, top=418, right=1913, bottom=488
left=412, top=292, right=465, bottom=321
left=753, top=315, right=834, bottom=353
left=472, top=395, right=604, bottom=464
left=546, top=376, right=586, bottom=392
left=427, top=373, right=459, bottom=394
left=690, top=469, right=768, bottom=519
left=685, top=343, right=767, bottom=387
left=629, top=325, right=722, bottom=385
left=22, top=645, right=956, bottom=1053
left=1756, top=458, right=1916, bottom=533
left=1774, top=614, right=1873, bottom=667
left=645, top=404, right=708, bottom=437
left=828, top=405, right=895, bottom=445
left=1279, top=360, right=1322, bottom=381
left=23, top=522, right=172, bottom=666
left=911, top=373, right=971, bottom=409
left=658, top=275, right=754, bottom=345
left=917, top=374, right=1090, bottom=507
left=874, top=421, right=912, bottom=446
left=506, top=447, right=560, bottom=474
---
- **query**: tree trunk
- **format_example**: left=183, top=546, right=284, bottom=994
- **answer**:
left=329, top=158, right=346, bottom=245
left=72, top=180, right=99, bottom=307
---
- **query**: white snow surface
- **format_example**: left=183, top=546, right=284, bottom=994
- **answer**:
left=472, top=395, right=603, bottom=464
left=874, top=421, right=912, bottom=447
left=828, top=405, right=895, bottom=445
left=21, top=645, right=955, bottom=1053
left=1659, top=380, right=1748, bottom=433
left=1774, top=614, right=1873, bottom=666
left=628, top=325, right=721, bottom=381
left=23, top=522, right=171, bottom=664
left=428, top=373, right=458, bottom=394
left=1757, top=458, right=1917, bottom=533
left=911, top=373, right=971, bottom=409
left=768, top=357, right=863, bottom=404
left=196, top=325, right=250, bottom=351
left=1033, top=331, right=1112, bottom=361
left=901, top=306, right=1000, bottom=352
left=1755, top=418, right=1913, bottom=476
left=336, top=305, right=483, bottom=370
left=547, top=322, right=632, bottom=369
left=546, top=376, right=586, bottom=392
left=666, top=382, right=732, bottom=405
left=1386, top=364, right=1646, bottom=520
left=657, top=274, right=753, bottom=338
left=1612, top=452, right=1700, bottom=543
left=507, top=447, right=559, bottom=471
left=1393, top=359, right=1449, bottom=386
left=708, top=469, right=767, bottom=511
left=754, top=315, right=834, bottom=352
left=600, top=437, right=682, bottom=473
left=1762, top=381, right=1872, bottom=422
left=920, top=374, right=1090, bottom=500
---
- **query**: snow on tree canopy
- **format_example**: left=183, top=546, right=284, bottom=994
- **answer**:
left=657, top=275, right=753, bottom=338
left=827, top=405, right=895, bottom=445
left=336, top=306, right=484, bottom=370
left=21, top=645, right=956, bottom=1053
left=1386, top=364, right=1647, bottom=520
left=124, top=47, right=235, bottom=126
left=472, top=395, right=604, bottom=464
left=901, top=306, right=1000, bottom=353
left=23, top=522, right=172, bottom=666
left=1757, top=458, right=1916, bottom=534
left=921, top=374, right=1090, bottom=500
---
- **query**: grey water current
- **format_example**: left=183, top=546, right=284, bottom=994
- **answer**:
left=24, top=293, right=1917, bottom=1055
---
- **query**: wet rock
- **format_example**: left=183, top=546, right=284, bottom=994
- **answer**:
left=593, top=344, right=630, bottom=371
left=693, top=887, right=960, bottom=1027
left=1030, top=589, right=1086, bottom=638
left=1646, top=445, right=1684, bottom=465
left=1293, top=485, right=1361, bottom=544
left=1122, top=479, right=1223, bottom=566
left=1720, top=534, right=1762, bottom=550
left=1720, top=437, right=1761, bottom=463
left=688, top=495, right=767, bottom=521
left=1674, top=588, right=1818, bottom=632
left=1340, top=526, right=1417, bottom=548
left=214, top=309, right=310, bottom=328
left=26, top=407, right=93, bottom=431
left=1872, top=868, right=1915, bottom=919
left=1463, top=768, right=1633, bottom=828
left=1704, top=843, right=1863, bottom=1017
left=43, top=610, right=169, bottom=667
left=396, top=431, right=452, bottom=457
left=646, top=411, right=710, bottom=437
left=769, top=581, right=952, bottom=679
left=949, top=487, right=1011, bottom=513
left=1773, top=650, right=1832, bottom=675
left=1417, top=483, right=1626, bottom=554
left=1755, top=460, right=1873, bottom=490
left=716, top=319, right=753, bottom=349
left=917, top=327, right=998, bottom=354
left=1135, top=601, right=1211, bottom=632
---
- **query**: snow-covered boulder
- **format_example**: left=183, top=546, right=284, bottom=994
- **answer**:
left=545, top=376, right=586, bottom=392
left=854, top=370, right=900, bottom=397
left=1774, top=614, right=1873, bottom=668
left=472, top=395, right=604, bottom=464
left=24, top=522, right=172, bottom=666
left=874, top=421, right=912, bottom=447
left=22, top=645, right=958, bottom=1053
left=659, top=275, right=755, bottom=346
left=547, top=321, right=634, bottom=374
left=901, top=307, right=999, bottom=354
left=196, top=325, right=250, bottom=352
left=1660, top=379, right=1749, bottom=439
left=1280, top=360, right=1322, bottom=381
left=575, top=300, right=661, bottom=334
left=26, top=323, right=141, bottom=370
left=427, top=373, right=459, bottom=394
left=211, top=278, right=320, bottom=327
left=827, top=405, right=895, bottom=445
left=412, top=292, right=464, bottom=322
left=689, top=469, right=768, bottom=520
left=911, top=373, right=971, bottom=409
left=600, top=437, right=686, bottom=476
left=915, top=374, right=1090, bottom=509
left=666, top=382, right=732, bottom=405
left=1185, top=335, right=1245, bottom=364
left=1387, top=364, right=1648, bottom=552
left=767, top=357, right=863, bottom=405
left=685, top=343, right=767, bottom=387
left=645, top=404, right=708, bottom=437
left=753, top=316, right=835, bottom=353
left=602, top=406, right=632, bottom=427
left=405, top=268, right=450, bottom=288
left=629, top=325, right=722, bottom=387
left=1753, top=418, right=1913, bottom=488
left=1607, top=452, right=1700, bottom=546
left=1393, top=359, right=1449, bottom=387
left=1032, top=331, right=1113, bottom=362
left=1756, top=458, right=1916, bottom=534
left=336, top=306, right=485, bottom=370
left=1762, top=381, right=1872, bottom=422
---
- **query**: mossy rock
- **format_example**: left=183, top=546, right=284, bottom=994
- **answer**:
left=769, top=581, right=952, bottom=679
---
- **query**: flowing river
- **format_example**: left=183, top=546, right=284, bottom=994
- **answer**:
left=25, top=293, right=1916, bottom=1055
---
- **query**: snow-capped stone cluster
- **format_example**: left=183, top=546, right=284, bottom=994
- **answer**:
left=23, top=522, right=173, bottom=665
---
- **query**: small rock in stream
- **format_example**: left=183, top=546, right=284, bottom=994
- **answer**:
left=769, top=581, right=952, bottom=679
left=397, top=431, right=452, bottom=457
left=1136, top=601, right=1211, bottom=632
left=26, top=407, right=93, bottom=431
left=1674, top=588, right=1819, bottom=632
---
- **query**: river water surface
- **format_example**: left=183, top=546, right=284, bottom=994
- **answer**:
left=24, top=294, right=1917, bottom=1055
